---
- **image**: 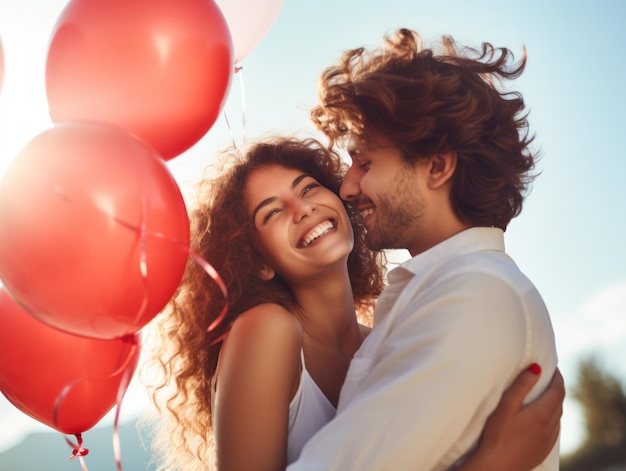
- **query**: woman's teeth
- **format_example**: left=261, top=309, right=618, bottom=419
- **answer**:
left=301, top=220, right=334, bottom=247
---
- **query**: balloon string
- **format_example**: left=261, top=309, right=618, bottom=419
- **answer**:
left=53, top=335, right=140, bottom=424
left=187, top=249, right=228, bottom=331
left=48, top=182, right=229, bottom=331
left=55, top=336, right=139, bottom=468
left=123, top=194, right=150, bottom=337
left=66, top=433, right=89, bottom=470
left=48, top=184, right=227, bottom=334
left=222, top=65, right=247, bottom=150
left=237, top=66, right=247, bottom=146
left=112, top=352, right=137, bottom=471
left=222, top=110, right=238, bottom=150
left=109, top=216, right=229, bottom=332
left=208, top=324, right=232, bottom=346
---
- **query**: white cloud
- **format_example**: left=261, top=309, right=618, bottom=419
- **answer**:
left=555, top=279, right=626, bottom=361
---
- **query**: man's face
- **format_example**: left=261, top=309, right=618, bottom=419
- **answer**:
left=340, top=132, right=429, bottom=253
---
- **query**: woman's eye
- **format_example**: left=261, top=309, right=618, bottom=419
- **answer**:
left=302, top=182, right=320, bottom=196
left=262, top=208, right=281, bottom=224
left=358, top=161, right=371, bottom=170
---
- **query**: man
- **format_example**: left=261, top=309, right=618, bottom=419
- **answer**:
left=288, top=29, right=560, bottom=470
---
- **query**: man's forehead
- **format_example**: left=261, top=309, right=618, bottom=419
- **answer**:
left=346, top=133, right=367, bottom=152
left=347, top=130, right=392, bottom=153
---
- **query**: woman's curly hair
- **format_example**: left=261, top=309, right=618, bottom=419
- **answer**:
left=145, top=136, right=385, bottom=470
left=311, top=28, right=539, bottom=230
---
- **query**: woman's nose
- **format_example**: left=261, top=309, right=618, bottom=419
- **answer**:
left=292, top=198, right=315, bottom=222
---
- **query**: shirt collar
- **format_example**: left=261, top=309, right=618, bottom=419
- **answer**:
left=388, top=227, right=505, bottom=283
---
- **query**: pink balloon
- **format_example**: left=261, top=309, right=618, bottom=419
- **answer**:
left=46, top=0, right=234, bottom=160
left=215, top=0, right=284, bottom=63
left=0, top=121, right=190, bottom=339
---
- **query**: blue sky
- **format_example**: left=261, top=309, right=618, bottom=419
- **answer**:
left=1, top=0, right=625, bottom=459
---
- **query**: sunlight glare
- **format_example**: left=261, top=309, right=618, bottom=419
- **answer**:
left=0, top=0, right=69, bottom=178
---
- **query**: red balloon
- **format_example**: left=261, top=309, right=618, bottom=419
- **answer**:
left=0, top=289, right=140, bottom=435
left=46, top=0, right=234, bottom=160
left=0, top=121, right=190, bottom=339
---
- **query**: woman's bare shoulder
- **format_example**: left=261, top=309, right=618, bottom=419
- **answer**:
left=217, top=303, right=303, bottom=399
left=227, top=303, right=303, bottom=351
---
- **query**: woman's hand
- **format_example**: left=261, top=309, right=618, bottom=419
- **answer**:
left=457, top=366, right=565, bottom=471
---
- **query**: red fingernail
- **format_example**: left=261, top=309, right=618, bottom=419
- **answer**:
left=528, top=363, right=541, bottom=375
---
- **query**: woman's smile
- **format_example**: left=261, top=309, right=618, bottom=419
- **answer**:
left=299, top=219, right=336, bottom=248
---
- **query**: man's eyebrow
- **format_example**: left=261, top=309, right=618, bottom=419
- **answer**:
left=347, top=141, right=368, bottom=157
left=251, top=173, right=311, bottom=222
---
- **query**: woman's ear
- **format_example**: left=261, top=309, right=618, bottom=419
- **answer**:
left=426, top=151, right=457, bottom=189
left=259, top=264, right=275, bottom=281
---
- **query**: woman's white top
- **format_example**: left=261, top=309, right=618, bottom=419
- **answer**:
left=211, top=349, right=336, bottom=465
left=286, top=350, right=336, bottom=463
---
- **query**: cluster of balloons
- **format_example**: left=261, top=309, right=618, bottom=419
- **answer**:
left=0, top=0, right=283, bottom=446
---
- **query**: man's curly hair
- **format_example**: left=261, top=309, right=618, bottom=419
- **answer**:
left=312, top=28, right=539, bottom=230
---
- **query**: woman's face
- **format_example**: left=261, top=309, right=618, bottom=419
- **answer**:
left=245, top=164, right=354, bottom=284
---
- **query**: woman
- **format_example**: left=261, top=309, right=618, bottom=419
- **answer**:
left=147, top=136, right=560, bottom=471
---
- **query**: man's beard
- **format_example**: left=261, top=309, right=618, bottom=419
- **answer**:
left=364, top=172, right=426, bottom=251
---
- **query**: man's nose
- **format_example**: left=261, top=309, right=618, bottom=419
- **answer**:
left=340, top=164, right=362, bottom=202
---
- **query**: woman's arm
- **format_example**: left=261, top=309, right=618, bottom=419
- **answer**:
left=457, top=366, right=565, bottom=471
left=214, top=304, right=303, bottom=471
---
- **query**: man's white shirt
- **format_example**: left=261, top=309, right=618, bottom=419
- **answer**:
left=287, top=227, right=559, bottom=471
